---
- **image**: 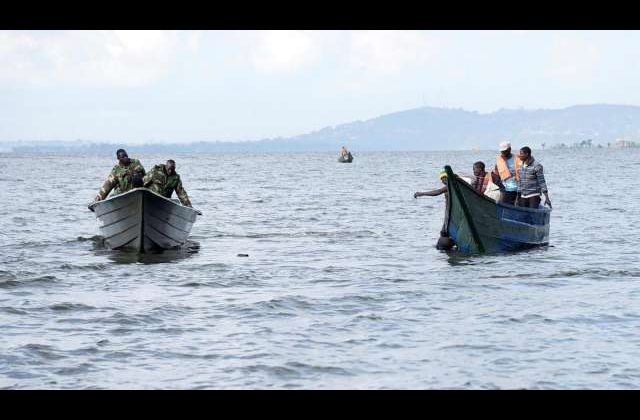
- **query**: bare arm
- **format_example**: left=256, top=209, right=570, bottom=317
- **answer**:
left=490, top=172, right=505, bottom=190
left=414, top=186, right=448, bottom=198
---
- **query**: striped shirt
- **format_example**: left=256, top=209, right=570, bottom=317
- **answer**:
left=517, top=158, right=548, bottom=196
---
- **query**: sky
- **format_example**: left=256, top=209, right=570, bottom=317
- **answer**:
left=1, top=30, right=640, bottom=143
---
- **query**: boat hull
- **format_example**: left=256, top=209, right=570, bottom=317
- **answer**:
left=89, top=188, right=199, bottom=252
left=338, top=154, right=353, bottom=163
left=444, top=165, right=551, bottom=253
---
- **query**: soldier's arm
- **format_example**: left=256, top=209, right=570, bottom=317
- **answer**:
left=175, top=179, right=192, bottom=207
left=142, top=170, right=154, bottom=187
left=95, top=173, right=118, bottom=201
left=132, top=161, right=146, bottom=179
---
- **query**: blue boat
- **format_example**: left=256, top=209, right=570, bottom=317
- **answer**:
left=443, top=165, right=551, bottom=253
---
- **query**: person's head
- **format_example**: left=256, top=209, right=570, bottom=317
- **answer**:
left=473, top=161, right=486, bottom=177
left=439, top=168, right=448, bottom=185
left=436, top=235, right=455, bottom=251
left=165, top=159, right=176, bottom=176
left=116, top=149, right=130, bottom=165
left=518, top=146, right=532, bottom=162
left=499, top=141, right=511, bottom=157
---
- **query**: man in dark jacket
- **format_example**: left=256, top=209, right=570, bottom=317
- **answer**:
left=143, top=159, right=192, bottom=207
left=94, top=148, right=146, bottom=201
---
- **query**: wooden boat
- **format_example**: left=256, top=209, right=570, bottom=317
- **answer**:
left=88, top=188, right=200, bottom=252
left=442, top=165, right=551, bottom=253
left=338, top=152, right=353, bottom=163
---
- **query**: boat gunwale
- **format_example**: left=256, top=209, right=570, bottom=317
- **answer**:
left=89, top=187, right=201, bottom=215
left=445, top=165, right=552, bottom=215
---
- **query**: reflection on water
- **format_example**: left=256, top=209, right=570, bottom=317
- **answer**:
left=92, top=237, right=200, bottom=264
left=445, top=245, right=552, bottom=265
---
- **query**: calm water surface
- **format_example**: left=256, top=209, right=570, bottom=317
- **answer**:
left=1, top=150, right=639, bottom=389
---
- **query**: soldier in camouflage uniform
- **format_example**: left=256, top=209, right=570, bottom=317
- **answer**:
left=143, top=159, right=193, bottom=207
left=94, top=149, right=146, bottom=202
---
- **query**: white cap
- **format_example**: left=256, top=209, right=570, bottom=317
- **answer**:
left=499, top=141, right=511, bottom=151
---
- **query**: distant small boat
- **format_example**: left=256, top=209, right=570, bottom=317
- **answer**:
left=88, top=188, right=200, bottom=252
left=443, top=165, right=551, bottom=253
left=338, top=152, right=353, bottom=163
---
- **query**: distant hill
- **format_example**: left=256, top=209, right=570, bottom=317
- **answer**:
left=287, top=104, right=640, bottom=151
left=3, top=104, right=640, bottom=154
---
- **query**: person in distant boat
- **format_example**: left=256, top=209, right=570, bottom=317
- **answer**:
left=340, top=146, right=353, bottom=161
left=94, top=148, right=146, bottom=202
left=516, top=146, right=552, bottom=208
left=493, top=141, right=519, bottom=205
left=472, top=161, right=504, bottom=200
left=143, top=159, right=193, bottom=207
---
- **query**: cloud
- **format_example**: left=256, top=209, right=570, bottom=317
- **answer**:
left=186, top=30, right=204, bottom=52
left=0, top=31, right=41, bottom=83
left=0, top=30, right=200, bottom=88
left=546, top=35, right=601, bottom=82
left=246, top=30, right=320, bottom=74
left=346, top=31, right=438, bottom=76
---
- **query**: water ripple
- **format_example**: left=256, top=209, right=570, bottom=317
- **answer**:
left=2, top=150, right=640, bottom=389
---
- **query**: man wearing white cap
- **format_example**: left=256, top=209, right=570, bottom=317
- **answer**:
left=492, top=141, right=520, bottom=205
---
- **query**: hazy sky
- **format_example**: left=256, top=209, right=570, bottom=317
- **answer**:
left=1, top=30, right=640, bottom=143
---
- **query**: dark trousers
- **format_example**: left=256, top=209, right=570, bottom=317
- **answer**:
left=517, top=195, right=541, bottom=208
left=499, top=191, right=518, bottom=205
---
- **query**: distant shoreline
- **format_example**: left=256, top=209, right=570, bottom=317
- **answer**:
left=1, top=146, right=634, bottom=157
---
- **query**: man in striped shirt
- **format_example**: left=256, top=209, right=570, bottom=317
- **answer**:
left=516, top=146, right=552, bottom=208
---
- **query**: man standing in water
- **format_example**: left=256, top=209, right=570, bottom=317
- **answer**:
left=414, top=169, right=455, bottom=250
left=143, top=159, right=193, bottom=207
left=414, top=168, right=449, bottom=199
left=94, top=148, right=146, bottom=202
left=493, top=141, right=520, bottom=205
left=516, top=146, right=552, bottom=208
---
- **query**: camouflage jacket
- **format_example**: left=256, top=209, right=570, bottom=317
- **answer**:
left=96, top=159, right=146, bottom=200
left=142, top=164, right=192, bottom=207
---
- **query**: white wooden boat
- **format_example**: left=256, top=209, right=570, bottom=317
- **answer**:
left=88, top=188, right=200, bottom=252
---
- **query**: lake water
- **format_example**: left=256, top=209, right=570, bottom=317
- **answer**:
left=1, top=149, right=639, bottom=389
